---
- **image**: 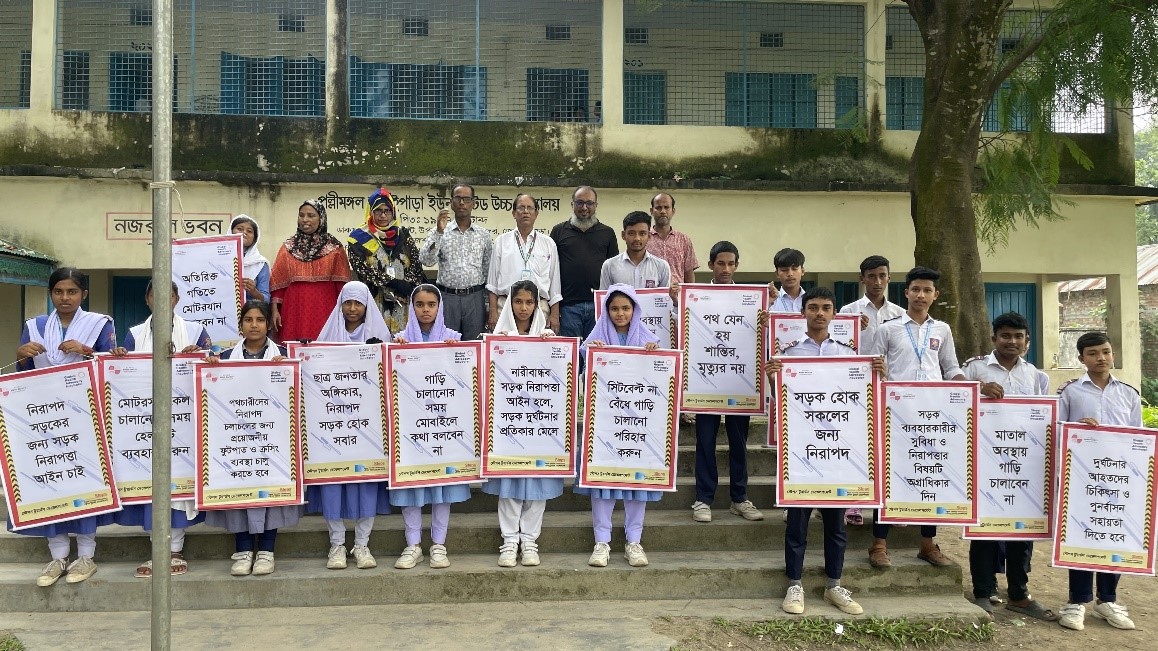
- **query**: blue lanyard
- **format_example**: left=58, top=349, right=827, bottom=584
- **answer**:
left=904, top=319, right=932, bottom=370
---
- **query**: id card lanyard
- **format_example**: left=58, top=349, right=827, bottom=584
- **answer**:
left=905, top=319, right=933, bottom=380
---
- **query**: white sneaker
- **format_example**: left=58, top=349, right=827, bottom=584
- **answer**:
left=588, top=542, right=611, bottom=567
left=230, top=551, right=254, bottom=576
left=36, top=559, right=68, bottom=587
left=625, top=542, right=649, bottom=567
left=64, top=556, right=97, bottom=584
left=691, top=501, right=712, bottom=522
left=498, top=543, right=518, bottom=568
left=730, top=500, right=765, bottom=521
left=326, top=544, right=348, bottom=570
left=782, top=584, right=805, bottom=614
left=429, top=544, right=450, bottom=568
left=251, top=551, right=275, bottom=575
left=394, top=545, right=423, bottom=569
left=1059, top=603, right=1085, bottom=631
left=1092, top=601, right=1135, bottom=630
left=352, top=544, right=377, bottom=569
left=520, top=543, right=540, bottom=567
left=824, top=586, right=863, bottom=614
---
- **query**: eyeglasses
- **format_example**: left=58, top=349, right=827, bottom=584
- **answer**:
left=572, top=200, right=597, bottom=208
left=514, top=205, right=537, bottom=212
left=452, top=196, right=476, bottom=203
left=371, top=208, right=393, bottom=215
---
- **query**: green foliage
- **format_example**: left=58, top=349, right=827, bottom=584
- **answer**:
left=1135, top=127, right=1158, bottom=244
left=1143, top=402, right=1158, bottom=428
left=0, top=633, right=24, bottom=651
left=737, top=617, right=994, bottom=649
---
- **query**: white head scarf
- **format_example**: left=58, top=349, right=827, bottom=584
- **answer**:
left=494, top=282, right=548, bottom=336
left=315, top=281, right=394, bottom=343
left=232, top=215, right=269, bottom=280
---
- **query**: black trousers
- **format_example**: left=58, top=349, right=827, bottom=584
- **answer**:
left=970, top=540, right=1032, bottom=601
left=785, top=507, right=847, bottom=581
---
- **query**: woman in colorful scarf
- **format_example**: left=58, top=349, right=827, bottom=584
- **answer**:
left=269, top=199, right=351, bottom=342
left=346, top=188, right=425, bottom=333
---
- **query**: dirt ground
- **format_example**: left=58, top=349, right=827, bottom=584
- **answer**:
left=654, top=533, right=1155, bottom=650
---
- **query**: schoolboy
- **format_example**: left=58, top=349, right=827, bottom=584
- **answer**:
left=599, top=211, right=671, bottom=290
left=770, top=248, right=806, bottom=313
left=839, top=255, right=905, bottom=354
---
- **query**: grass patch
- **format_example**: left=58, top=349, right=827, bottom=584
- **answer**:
left=0, top=632, right=25, bottom=651
left=733, top=617, right=993, bottom=649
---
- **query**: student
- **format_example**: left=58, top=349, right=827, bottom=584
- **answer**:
left=1056, top=332, right=1138, bottom=632
left=770, top=248, right=806, bottom=313
left=690, top=241, right=763, bottom=523
left=766, top=286, right=885, bottom=615
left=306, top=281, right=393, bottom=570
left=111, top=280, right=212, bottom=578
left=839, top=255, right=904, bottom=354
left=14, top=268, right=117, bottom=587
left=961, top=311, right=1054, bottom=620
left=232, top=215, right=271, bottom=302
left=576, top=284, right=661, bottom=568
left=390, top=284, right=471, bottom=570
left=482, top=280, right=562, bottom=567
left=599, top=211, right=671, bottom=290
left=204, top=300, right=304, bottom=577
left=868, top=266, right=964, bottom=569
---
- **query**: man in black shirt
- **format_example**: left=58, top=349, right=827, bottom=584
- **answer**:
left=549, top=186, right=619, bottom=339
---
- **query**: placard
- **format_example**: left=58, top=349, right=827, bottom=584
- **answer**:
left=0, top=361, right=121, bottom=529
left=386, top=341, right=483, bottom=487
left=173, top=234, right=244, bottom=349
left=775, top=356, right=881, bottom=507
left=678, top=283, right=767, bottom=414
left=594, top=288, right=675, bottom=349
left=964, top=397, right=1057, bottom=540
left=98, top=353, right=201, bottom=503
left=1052, top=422, right=1158, bottom=575
left=195, top=360, right=304, bottom=509
left=289, top=343, right=390, bottom=485
left=578, top=346, right=682, bottom=491
left=879, top=381, right=979, bottom=525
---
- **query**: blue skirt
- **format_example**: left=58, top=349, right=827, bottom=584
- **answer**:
left=574, top=432, right=664, bottom=503
left=7, top=513, right=116, bottom=537
left=389, top=483, right=472, bottom=508
left=305, top=482, right=391, bottom=520
left=481, top=478, right=564, bottom=501
left=114, top=504, right=205, bottom=530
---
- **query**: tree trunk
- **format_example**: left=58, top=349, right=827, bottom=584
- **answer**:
left=907, top=1, right=1012, bottom=361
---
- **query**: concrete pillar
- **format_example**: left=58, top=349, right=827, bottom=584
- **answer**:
left=1105, top=273, right=1142, bottom=386
left=601, top=0, right=624, bottom=126
left=864, top=0, right=887, bottom=137
left=1038, top=276, right=1060, bottom=369
left=325, top=0, right=349, bottom=147
left=29, top=0, right=57, bottom=112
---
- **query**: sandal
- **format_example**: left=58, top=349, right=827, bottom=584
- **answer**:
left=1006, top=599, right=1058, bottom=622
left=170, top=552, right=188, bottom=576
left=844, top=509, right=863, bottom=526
left=134, top=560, right=152, bottom=578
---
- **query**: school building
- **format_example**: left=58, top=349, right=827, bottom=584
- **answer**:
left=0, top=0, right=1147, bottom=387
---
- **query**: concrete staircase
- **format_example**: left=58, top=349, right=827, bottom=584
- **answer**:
left=0, top=423, right=962, bottom=613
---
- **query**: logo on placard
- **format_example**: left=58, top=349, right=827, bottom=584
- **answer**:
left=205, top=373, right=219, bottom=383
left=778, top=323, right=790, bottom=332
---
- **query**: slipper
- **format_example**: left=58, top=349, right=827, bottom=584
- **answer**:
left=844, top=509, right=863, bottom=526
left=170, top=553, right=188, bottom=576
left=1006, top=600, right=1058, bottom=622
left=134, top=560, right=152, bottom=578
left=973, top=597, right=996, bottom=614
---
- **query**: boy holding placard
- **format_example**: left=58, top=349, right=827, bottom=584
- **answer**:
left=770, top=248, right=806, bottom=314
left=1055, top=332, right=1139, bottom=632
left=869, top=267, right=965, bottom=569
left=839, top=255, right=904, bottom=354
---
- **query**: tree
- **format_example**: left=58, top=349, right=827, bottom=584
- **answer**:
left=1135, top=126, right=1158, bottom=245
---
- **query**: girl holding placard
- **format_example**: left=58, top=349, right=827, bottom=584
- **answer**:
left=483, top=280, right=562, bottom=567
left=306, top=281, right=393, bottom=570
left=576, top=284, right=660, bottom=568
left=204, top=300, right=304, bottom=577
left=13, top=268, right=117, bottom=587
left=390, top=285, right=471, bottom=570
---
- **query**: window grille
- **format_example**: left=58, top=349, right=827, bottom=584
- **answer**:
left=546, top=24, right=571, bottom=41
left=0, top=1, right=33, bottom=108
left=625, top=27, right=648, bottom=46
left=759, top=32, right=784, bottom=48
left=402, top=18, right=429, bottom=37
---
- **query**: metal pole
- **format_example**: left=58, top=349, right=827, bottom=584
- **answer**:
left=150, top=0, right=175, bottom=649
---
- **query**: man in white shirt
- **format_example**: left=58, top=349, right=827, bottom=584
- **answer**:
left=599, top=212, right=671, bottom=290
left=770, top=248, right=806, bottom=313
left=839, top=255, right=905, bottom=353
left=486, top=193, right=562, bottom=334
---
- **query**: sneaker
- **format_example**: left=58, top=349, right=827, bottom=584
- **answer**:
left=730, top=500, right=764, bottom=521
left=498, top=543, right=518, bottom=568
left=1092, top=601, right=1135, bottom=630
left=1059, top=603, right=1085, bottom=631
left=64, top=557, right=97, bottom=584
left=394, top=545, right=423, bottom=569
left=624, top=542, right=649, bottom=567
left=230, top=551, right=255, bottom=576
left=520, top=543, right=540, bottom=567
left=782, top=584, right=805, bottom=614
left=824, top=586, right=864, bottom=615
left=326, top=544, right=348, bottom=570
left=352, top=544, right=377, bottom=569
left=588, top=542, right=611, bottom=567
left=36, top=559, right=68, bottom=587
left=429, top=544, right=450, bottom=569
left=251, top=551, right=275, bottom=575
left=691, top=501, right=712, bottom=522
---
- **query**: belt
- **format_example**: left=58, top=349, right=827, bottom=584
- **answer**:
left=436, top=283, right=485, bottom=296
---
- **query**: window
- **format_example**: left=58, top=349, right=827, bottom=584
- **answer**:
left=220, top=53, right=324, bottom=116
left=834, top=76, right=860, bottom=127
left=129, top=7, right=152, bottom=26
left=348, top=57, right=487, bottom=120
left=526, top=68, right=588, bottom=122
left=278, top=15, right=306, bottom=33
left=624, top=71, right=665, bottom=125
left=1000, top=38, right=1021, bottom=55
left=19, top=51, right=30, bottom=109
left=109, top=52, right=177, bottom=112
left=885, top=34, right=894, bottom=50
left=885, top=76, right=923, bottom=130
left=760, top=32, right=784, bottom=48
left=725, top=72, right=817, bottom=128
left=403, top=18, right=429, bottom=37
left=983, top=81, right=1028, bottom=132
left=625, top=27, right=648, bottom=45
left=61, top=51, right=91, bottom=110
left=545, top=25, right=571, bottom=41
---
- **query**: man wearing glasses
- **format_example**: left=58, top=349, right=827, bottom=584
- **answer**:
left=549, top=186, right=619, bottom=340
left=419, top=183, right=494, bottom=340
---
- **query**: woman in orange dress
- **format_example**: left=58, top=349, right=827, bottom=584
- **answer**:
left=269, top=199, right=350, bottom=342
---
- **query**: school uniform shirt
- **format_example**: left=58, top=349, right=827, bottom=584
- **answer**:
left=485, top=229, right=563, bottom=304
left=598, top=251, right=671, bottom=290
left=1057, top=373, right=1142, bottom=426
left=873, top=314, right=963, bottom=381
left=839, top=295, right=905, bottom=355
left=780, top=336, right=856, bottom=357
left=770, top=288, right=804, bottom=314
left=961, top=352, right=1049, bottom=396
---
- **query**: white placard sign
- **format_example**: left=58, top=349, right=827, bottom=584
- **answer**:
left=594, top=288, right=675, bottom=349
left=172, top=234, right=244, bottom=348
left=678, top=283, right=767, bottom=414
